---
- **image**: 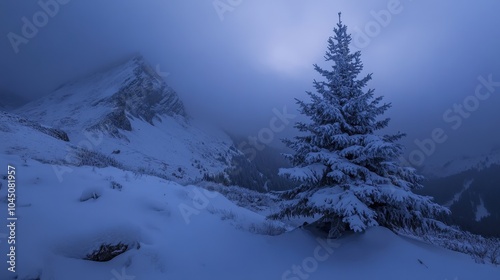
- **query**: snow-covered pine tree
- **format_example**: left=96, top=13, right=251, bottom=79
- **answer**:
left=270, top=13, right=449, bottom=238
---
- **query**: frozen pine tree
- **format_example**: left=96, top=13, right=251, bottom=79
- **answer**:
left=270, top=14, right=449, bottom=238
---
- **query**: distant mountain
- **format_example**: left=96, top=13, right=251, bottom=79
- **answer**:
left=423, top=149, right=500, bottom=179
left=419, top=151, right=500, bottom=237
left=17, top=55, right=186, bottom=139
left=11, top=55, right=241, bottom=184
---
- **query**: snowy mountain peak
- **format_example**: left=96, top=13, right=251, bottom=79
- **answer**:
left=17, top=55, right=185, bottom=138
left=8, top=56, right=242, bottom=184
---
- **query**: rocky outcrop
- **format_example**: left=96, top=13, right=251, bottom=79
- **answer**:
left=1, top=111, right=69, bottom=142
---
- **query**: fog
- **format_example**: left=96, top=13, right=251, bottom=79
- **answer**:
left=1, top=0, right=499, bottom=167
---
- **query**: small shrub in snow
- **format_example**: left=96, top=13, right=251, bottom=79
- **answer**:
left=75, top=148, right=123, bottom=169
left=219, top=209, right=237, bottom=221
left=200, top=182, right=280, bottom=213
left=172, top=166, right=186, bottom=179
left=110, top=181, right=123, bottom=191
left=489, top=245, right=500, bottom=265
left=249, top=221, right=287, bottom=236
left=207, top=207, right=237, bottom=221
left=203, top=172, right=230, bottom=186
left=134, top=166, right=170, bottom=181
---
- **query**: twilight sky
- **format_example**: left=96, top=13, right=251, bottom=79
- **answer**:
left=1, top=0, right=499, bottom=168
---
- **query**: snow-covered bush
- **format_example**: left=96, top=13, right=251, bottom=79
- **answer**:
left=201, top=182, right=280, bottom=213
left=75, top=148, right=123, bottom=169
left=490, top=245, right=500, bottom=265
left=110, top=181, right=123, bottom=191
left=207, top=207, right=238, bottom=221
left=203, top=172, right=230, bottom=186
left=219, top=209, right=237, bottom=221
left=249, top=221, right=287, bottom=236
left=134, top=166, right=170, bottom=181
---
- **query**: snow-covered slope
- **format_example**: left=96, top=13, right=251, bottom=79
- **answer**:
left=0, top=111, right=71, bottom=162
left=424, top=149, right=500, bottom=178
left=13, top=56, right=239, bottom=183
left=0, top=157, right=498, bottom=280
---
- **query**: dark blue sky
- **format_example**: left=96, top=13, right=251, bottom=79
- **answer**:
left=1, top=0, right=499, bottom=167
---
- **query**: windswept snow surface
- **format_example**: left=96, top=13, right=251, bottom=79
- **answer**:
left=0, top=157, right=499, bottom=280
left=0, top=111, right=71, bottom=162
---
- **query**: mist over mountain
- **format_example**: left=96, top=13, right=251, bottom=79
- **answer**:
left=0, top=90, right=28, bottom=111
left=1, top=1, right=500, bottom=279
left=2, top=0, right=500, bottom=167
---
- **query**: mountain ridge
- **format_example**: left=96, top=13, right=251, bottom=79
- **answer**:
left=16, top=55, right=185, bottom=139
left=422, top=149, right=500, bottom=179
left=10, top=55, right=239, bottom=184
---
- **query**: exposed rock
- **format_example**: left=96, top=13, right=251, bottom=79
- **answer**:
left=87, top=56, right=186, bottom=136
left=2, top=111, right=70, bottom=142
left=14, top=55, right=186, bottom=139
left=87, top=110, right=132, bottom=138
left=84, top=242, right=131, bottom=262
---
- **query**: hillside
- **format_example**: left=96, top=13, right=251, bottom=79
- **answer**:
left=0, top=157, right=499, bottom=279
left=13, top=56, right=241, bottom=184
